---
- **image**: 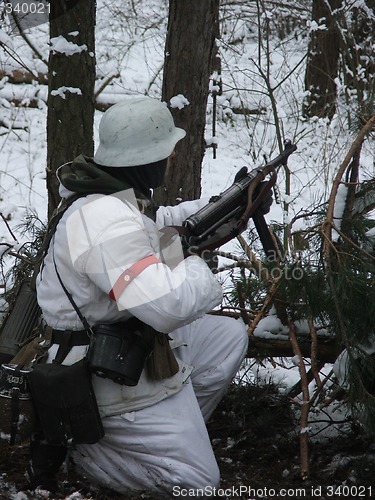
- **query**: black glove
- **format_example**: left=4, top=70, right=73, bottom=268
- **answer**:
left=233, top=168, right=273, bottom=214
left=233, top=166, right=248, bottom=182
left=252, top=181, right=273, bottom=215
left=209, top=167, right=249, bottom=204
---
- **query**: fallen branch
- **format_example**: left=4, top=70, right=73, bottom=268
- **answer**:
left=0, top=69, right=48, bottom=84
left=0, top=118, right=28, bottom=131
left=231, top=106, right=266, bottom=115
left=248, top=335, right=340, bottom=364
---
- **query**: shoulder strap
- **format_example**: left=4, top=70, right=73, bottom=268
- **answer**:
left=30, top=194, right=84, bottom=290
left=52, top=250, right=92, bottom=333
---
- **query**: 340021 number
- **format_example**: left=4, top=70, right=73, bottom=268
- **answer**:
left=326, top=485, right=372, bottom=497
left=4, top=2, right=50, bottom=16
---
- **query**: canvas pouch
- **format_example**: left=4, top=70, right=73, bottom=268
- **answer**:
left=27, top=358, right=104, bottom=446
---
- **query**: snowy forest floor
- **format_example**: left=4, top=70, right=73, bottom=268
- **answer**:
left=1, top=383, right=375, bottom=500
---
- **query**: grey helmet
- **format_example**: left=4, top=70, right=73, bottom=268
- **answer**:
left=94, top=97, right=186, bottom=167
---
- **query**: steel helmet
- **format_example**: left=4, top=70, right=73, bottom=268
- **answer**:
left=94, top=97, right=186, bottom=167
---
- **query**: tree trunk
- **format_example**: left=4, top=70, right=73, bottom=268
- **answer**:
left=46, top=0, right=96, bottom=217
left=154, top=0, right=220, bottom=206
left=346, top=0, right=375, bottom=107
left=303, top=0, right=342, bottom=120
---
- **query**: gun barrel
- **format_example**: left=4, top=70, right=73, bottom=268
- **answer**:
left=183, top=161, right=271, bottom=238
left=267, top=142, right=297, bottom=169
left=182, top=141, right=297, bottom=250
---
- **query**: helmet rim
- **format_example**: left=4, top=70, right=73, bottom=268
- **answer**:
left=94, top=97, right=186, bottom=167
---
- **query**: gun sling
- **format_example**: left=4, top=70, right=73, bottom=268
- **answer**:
left=174, top=141, right=297, bottom=257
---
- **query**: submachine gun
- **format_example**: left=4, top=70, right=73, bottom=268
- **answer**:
left=180, top=140, right=297, bottom=259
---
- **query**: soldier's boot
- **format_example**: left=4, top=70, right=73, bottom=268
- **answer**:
left=26, top=433, right=67, bottom=493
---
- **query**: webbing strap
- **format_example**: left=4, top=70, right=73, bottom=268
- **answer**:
left=30, top=193, right=84, bottom=291
left=109, top=255, right=161, bottom=301
left=10, top=385, right=20, bottom=446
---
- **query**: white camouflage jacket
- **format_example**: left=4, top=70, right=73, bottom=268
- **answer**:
left=36, top=186, right=223, bottom=417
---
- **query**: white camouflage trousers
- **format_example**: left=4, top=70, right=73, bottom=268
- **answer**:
left=72, top=314, right=248, bottom=496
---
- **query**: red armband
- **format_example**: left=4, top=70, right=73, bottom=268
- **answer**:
left=109, top=254, right=161, bottom=301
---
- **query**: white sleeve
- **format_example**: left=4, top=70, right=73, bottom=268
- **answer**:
left=155, top=198, right=210, bottom=228
left=120, top=255, right=223, bottom=332
left=67, top=194, right=222, bottom=333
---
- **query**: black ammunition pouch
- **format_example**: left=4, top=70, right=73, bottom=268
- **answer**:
left=27, top=358, right=104, bottom=446
left=88, top=319, right=153, bottom=386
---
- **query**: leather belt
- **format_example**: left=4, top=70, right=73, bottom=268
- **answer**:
left=51, top=329, right=91, bottom=346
